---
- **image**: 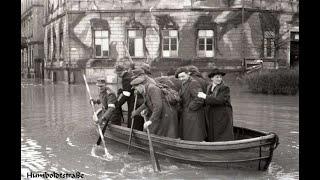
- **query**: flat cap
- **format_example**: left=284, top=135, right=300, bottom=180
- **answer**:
left=132, top=68, right=145, bottom=79
left=115, top=64, right=126, bottom=72
left=96, top=78, right=106, bottom=86
left=140, top=63, right=152, bottom=75
left=187, top=65, right=200, bottom=74
left=130, top=76, right=146, bottom=86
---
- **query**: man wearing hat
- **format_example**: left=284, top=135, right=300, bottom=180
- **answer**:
left=197, top=68, right=234, bottom=142
left=130, top=76, right=179, bottom=139
left=175, top=67, right=207, bottom=141
left=132, top=68, right=157, bottom=85
left=187, top=65, right=209, bottom=92
left=114, top=64, right=144, bottom=131
left=90, top=78, right=122, bottom=126
left=140, top=62, right=152, bottom=75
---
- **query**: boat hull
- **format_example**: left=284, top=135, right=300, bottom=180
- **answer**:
left=103, top=124, right=279, bottom=171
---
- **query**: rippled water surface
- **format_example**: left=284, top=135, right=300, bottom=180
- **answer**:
left=21, top=80, right=299, bottom=179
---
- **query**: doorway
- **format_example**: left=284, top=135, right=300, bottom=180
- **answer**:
left=290, top=32, right=299, bottom=68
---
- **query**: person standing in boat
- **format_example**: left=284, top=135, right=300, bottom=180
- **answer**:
left=197, top=68, right=234, bottom=142
left=130, top=76, right=179, bottom=139
left=187, top=65, right=209, bottom=92
left=115, top=64, right=144, bottom=131
left=132, top=67, right=157, bottom=85
left=166, top=67, right=182, bottom=92
left=175, top=67, right=207, bottom=141
left=90, top=78, right=122, bottom=126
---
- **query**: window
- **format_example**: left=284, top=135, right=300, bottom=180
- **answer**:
left=162, top=29, right=178, bottom=57
left=197, top=30, right=214, bottom=57
left=94, top=30, right=109, bottom=57
left=264, top=31, right=275, bottom=58
left=127, top=29, right=144, bottom=57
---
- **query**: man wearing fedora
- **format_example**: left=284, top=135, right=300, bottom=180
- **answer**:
left=90, top=78, right=122, bottom=126
left=197, top=68, right=234, bottom=142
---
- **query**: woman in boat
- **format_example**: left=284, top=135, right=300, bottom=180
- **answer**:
left=175, top=67, right=207, bottom=141
left=197, top=68, right=234, bottom=142
left=130, top=76, right=179, bottom=139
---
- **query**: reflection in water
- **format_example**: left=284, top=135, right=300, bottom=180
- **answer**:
left=21, top=80, right=299, bottom=179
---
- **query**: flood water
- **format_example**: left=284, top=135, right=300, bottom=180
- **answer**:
left=21, top=79, right=299, bottom=180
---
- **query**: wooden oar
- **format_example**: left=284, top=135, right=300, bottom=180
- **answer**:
left=127, top=93, right=138, bottom=154
left=142, top=113, right=161, bottom=172
left=83, top=74, right=112, bottom=158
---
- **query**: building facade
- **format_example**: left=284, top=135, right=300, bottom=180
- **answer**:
left=43, top=0, right=299, bottom=84
left=21, top=0, right=45, bottom=79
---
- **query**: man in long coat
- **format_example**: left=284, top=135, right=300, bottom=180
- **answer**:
left=198, top=68, right=234, bottom=142
left=131, top=76, right=179, bottom=139
left=115, top=64, right=144, bottom=131
left=187, top=65, right=209, bottom=92
left=175, top=67, right=207, bottom=141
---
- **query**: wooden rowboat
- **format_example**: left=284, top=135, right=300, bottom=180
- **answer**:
left=103, top=123, right=279, bottom=171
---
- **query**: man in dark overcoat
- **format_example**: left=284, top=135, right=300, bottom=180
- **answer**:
left=115, top=64, right=144, bottom=131
left=187, top=65, right=209, bottom=92
left=175, top=67, right=207, bottom=141
left=167, top=68, right=182, bottom=92
left=197, top=69, right=234, bottom=142
left=131, top=76, right=179, bottom=139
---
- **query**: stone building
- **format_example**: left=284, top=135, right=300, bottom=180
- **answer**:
left=43, top=0, right=299, bottom=84
left=21, top=0, right=45, bottom=79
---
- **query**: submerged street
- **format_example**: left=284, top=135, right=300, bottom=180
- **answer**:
left=21, top=80, right=299, bottom=179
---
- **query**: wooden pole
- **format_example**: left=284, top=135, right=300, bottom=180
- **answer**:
left=241, top=0, right=246, bottom=72
left=142, top=113, right=161, bottom=172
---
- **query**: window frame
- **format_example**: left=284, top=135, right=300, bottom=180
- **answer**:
left=161, top=29, right=179, bottom=58
left=127, top=28, right=145, bottom=58
left=197, top=29, right=214, bottom=58
left=263, top=31, right=275, bottom=58
left=93, top=29, right=110, bottom=58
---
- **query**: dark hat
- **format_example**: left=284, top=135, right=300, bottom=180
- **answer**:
left=140, top=63, right=152, bottom=75
left=175, top=66, right=189, bottom=78
left=208, top=68, right=226, bottom=78
left=96, top=78, right=106, bottom=86
left=187, top=65, right=200, bottom=74
left=132, top=68, right=145, bottom=79
left=130, top=76, right=146, bottom=86
left=115, top=64, right=126, bottom=73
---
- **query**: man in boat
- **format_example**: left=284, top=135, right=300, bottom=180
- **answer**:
left=132, top=67, right=157, bottom=85
left=187, top=65, right=209, bottom=92
left=115, top=64, right=144, bottom=131
left=175, top=67, right=207, bottom=141
left=130, top=76, right=179, bottom=139
left=166, top=68, right=182, bottom=92
left=90, top=78, right=122, bottom=126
